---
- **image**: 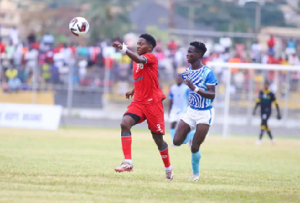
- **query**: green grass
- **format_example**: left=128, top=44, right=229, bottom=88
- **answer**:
left=0, top=127, right=299, bottom=203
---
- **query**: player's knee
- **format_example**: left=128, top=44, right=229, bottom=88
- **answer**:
left=191, top=145, right=199, bottom=154
left=120, top=121, right=131, bottom=131
left=173, top=138, right=182, bottom=146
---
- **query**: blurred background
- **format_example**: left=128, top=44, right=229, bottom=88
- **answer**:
left=0, top=0, right=300, bottom=136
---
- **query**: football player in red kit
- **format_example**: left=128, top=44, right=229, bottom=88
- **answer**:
left=112, top=34, right=173, bottom=180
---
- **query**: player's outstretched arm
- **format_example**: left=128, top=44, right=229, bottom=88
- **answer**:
left=125, top=49, right=147, bottom=64
left=185, top=79, right=215, bottom=99
left=112, top=41, right=146, bottom=64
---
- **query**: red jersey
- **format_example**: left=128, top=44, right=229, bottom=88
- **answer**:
left=132, top=52, right=165, bottom=105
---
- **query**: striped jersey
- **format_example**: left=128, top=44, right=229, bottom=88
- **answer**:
left=182, top=66, right=218, bottom=110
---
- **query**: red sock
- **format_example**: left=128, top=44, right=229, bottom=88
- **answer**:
left=159, top=146, right=171, bottom=168
left=121, top=132, right=132, bottom=159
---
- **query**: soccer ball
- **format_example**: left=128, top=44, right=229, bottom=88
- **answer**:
left=69, top=17, right=89, bottom=37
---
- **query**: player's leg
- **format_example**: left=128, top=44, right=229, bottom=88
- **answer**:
left=115, top=103, right=145, bottom=172
left=189, top=123, right=210, bottom=181
left=173, top=108, right=196, bottom=146
left=188, top=108, right=212, bottom=181
left=173, top=120, right=191, bottom=146
left=265, top=113, right=274, bottom=143
left=184, top=129, right=196, bottom=147
left=257, top=113, right=267, bottom=145
left=170, top=120, right=177, bottom=144
left=146, top=102, right=173, bottom=180
left=151, top=132, right=173, bottom=180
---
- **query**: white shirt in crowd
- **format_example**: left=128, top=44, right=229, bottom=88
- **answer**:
left=61, top=47, right=73, bottom=65
left=9, top=28, right=19, bottom=45
left=219, top=37, right=232, bottom=49
left=78, top=60, right=88, bottom=78
left=43, top=34, right=55, bottom=44
left=251, top=43, right=262, bottom=60
left=213, top=43, right=225, bottom=54
left=25, top=49, right=39, bottom=69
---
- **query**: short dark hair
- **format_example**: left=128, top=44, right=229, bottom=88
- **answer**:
left=190, top=41, right=207, bottom=57
left=139, top=33, right=156, bottom=49
left=264, top=80, right=270, bottom=85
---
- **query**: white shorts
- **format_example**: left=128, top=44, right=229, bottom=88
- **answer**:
left=169, top=113, right=184, bottom=123
left=169, top=108, right=185, bottom=123
left=181, top=107, right=214, bottom=131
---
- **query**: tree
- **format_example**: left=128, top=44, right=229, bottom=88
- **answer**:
left=85, top=0, right=132, bottom=42
left=175, top=0, right=288, bottom=32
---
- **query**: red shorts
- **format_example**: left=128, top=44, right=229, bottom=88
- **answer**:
left=124, top=101, right=165, bottom=135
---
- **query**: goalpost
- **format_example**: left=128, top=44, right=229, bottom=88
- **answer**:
left=206, top=62, right=300, bottom=138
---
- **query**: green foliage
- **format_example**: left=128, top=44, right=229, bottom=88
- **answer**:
left=32, top=0, right=132, bottom=42
left=175, top=0, right=288, bottom=32
left=146, top=26, right=169, bottom=45
left=86, top=0, right=132, bottom=42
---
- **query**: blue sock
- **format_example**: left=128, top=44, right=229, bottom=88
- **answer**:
left=170, top=129, right=175, bottom=141
left=191, top=151, right=201, bottom=175
left=182, top=130, right=195, bottom=144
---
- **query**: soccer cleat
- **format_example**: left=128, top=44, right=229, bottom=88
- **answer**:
left=271, top=139, right=275, bottom=145
left=256, top=140, right=262, bottom=145
left=114, top=161, right=133, bottom=172
left=165, top=169, right=174, bottom=180
left=188, top=174, right=200, bottom=181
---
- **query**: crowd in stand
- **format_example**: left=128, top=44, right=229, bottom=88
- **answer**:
left=0, top=30, right=299, bottom=94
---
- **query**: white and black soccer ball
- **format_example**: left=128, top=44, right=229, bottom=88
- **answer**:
left=69, top=17, right=89, bottom=37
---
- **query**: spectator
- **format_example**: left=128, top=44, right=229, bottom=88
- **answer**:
left=43, top=32, right=55, bottom=45
left=0, top=38, right=6, bottom=54
left=42, top=63, right=51, bottom=84
left=41, top=32, right=54, bottom=52
left=5, top=41, right=15, bottom=62
left=251, top=40, right=262, bottom=63
left=8, top=75, right=22, bottom=92
left=285, top=38, right=296, bottom=56
left=289, top=53, right=299, bottom=65
left=219, top=36, right=232, bottom=53
left=267, top=35, right=275, bottom=56
left=18, top=66, right=28, bottom=84
left=9, top=26, right=19, bottom=46
left=5, top=67, right=18, bottom=80
left=13, top=43, right=23, bottom=70
left=168, top=39, right=178, bottom=57
left=228, top=53, right=245, bottom=73
left=25, top=46, right=39, bottom=73
left=78, top=59, right=88, bottom=80
left=50, top=63, right=60, bottom=84
left=27, top=32, right=36, bottom=44
left=45, top=49, right=54, bottom=64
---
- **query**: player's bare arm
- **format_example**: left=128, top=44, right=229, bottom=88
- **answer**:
left=112, top=41, right=147, bottom=64
left=275, top=102, right=281, bottom=119
left=253, top=102, right=260, bottom=115
left=185, top=79, right=215, bottom=100
left=253, top=98, right=260, bottom=115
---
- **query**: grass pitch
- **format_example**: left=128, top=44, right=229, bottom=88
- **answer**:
left=0, top=127, right=299, bottom=203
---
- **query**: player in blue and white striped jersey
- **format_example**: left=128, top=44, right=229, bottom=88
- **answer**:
left=173, top=41, right=218, bottom=181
